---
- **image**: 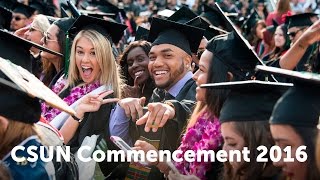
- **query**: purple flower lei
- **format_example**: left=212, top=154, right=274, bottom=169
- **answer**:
left=41, top=77, right=101, bottom=122
left=174, top=111, right=223, bottom=180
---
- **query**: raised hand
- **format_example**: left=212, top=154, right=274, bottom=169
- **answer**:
left=76, top=90, right=119, bottom=118
left=300, top=19, right=320, bottom=46
left=118, top=96, right=146, bottom=121
left=122, top=76, right=142, bottom=98
left=136, top=102, right=175, bottom=132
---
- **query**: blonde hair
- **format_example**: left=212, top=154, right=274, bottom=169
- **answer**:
left=31, top=14, right=50, bottom=34
left=68, top=29, right=123, bottom=98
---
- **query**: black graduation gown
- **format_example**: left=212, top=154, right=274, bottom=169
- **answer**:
left=128, top=78, right=197, bottom=180
left=99, top=79, right=197, bottom=179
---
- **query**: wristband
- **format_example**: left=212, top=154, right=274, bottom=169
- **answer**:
left=71, top=115, right=83, bottom=123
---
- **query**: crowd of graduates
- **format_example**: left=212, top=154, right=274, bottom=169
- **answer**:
left=1, top=0, right=320, bottom=180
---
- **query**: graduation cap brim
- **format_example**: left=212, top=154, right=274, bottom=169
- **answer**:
left=148, top=17, right=205, bottom=54
left=186, top=17, right=227, bottom=39
left=91, top=0, right=120, bottom=15
left=200, top=80, right=293, bottom=89
left=201, top=3, right=233, bottom=32
left=78, top=9, right=116, bottom=19
left=67, top=0, right=81, bottom=18
left=0, top=30, right=63, bottom=57
left=256, top=65, right=320, bottom=84
left=157, top=9, right=175, bottom=18
left=167, top=6, right=198, bottom=23
left=214, top=3, right=266, bottom=66
left=134, top=26, right=149, bottom=41
left=0, top=57, right=76, bottom=116
left=11, top=2, right=36, bottom=18
left=242, top=9, right=261, bottom=34
left=68, top=15, right=127, bottom=44
left=61, top=6, right=70, bottom=18
left=287, top=13, right=318, bottom=28
left=0, top=5, right=12, bottom=30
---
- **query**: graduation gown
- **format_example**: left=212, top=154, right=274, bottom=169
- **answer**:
left=128, top=78, right=197, bottom=180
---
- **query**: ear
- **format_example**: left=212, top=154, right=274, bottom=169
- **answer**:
left=0, top=116, right=9, bottom=131
left=227, top=72, right=234, bottom=81
left=184, top=54, right=192, bottom=69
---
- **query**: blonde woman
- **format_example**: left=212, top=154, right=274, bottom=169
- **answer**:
left=14, top=14, right=50, bottom=79
left=41, top=28, right=123, bottom=147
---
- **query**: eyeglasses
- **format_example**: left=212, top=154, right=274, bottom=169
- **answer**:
left=43, top=32, right=58, bottom=44
left=28, top=26, right=42, bottom=33
left=287, top=28, right=304, bottom=38
left=197, top=49, right=205, bottom=60
left=12, top=15, right=27, bottom=21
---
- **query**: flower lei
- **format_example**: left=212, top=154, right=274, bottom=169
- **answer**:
left=41, top=77, right=101, bottom=122
left=174, top=111, right=222, bottom=180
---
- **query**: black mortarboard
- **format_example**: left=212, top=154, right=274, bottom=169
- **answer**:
left=0, top=29, right=63, bottom=72
left=157, top=9, right=175, bottom=18
left=266, top=19, right=279, bottom=34
left=167, top=6, right=198, bottom=23
left=205, top=3, right=266, bottom=80
left=11, top=2, right=36, bottom=18
left=67, top=0, right=81, bottom=18
left=29, top=1, right=55, bottom=16
left=0, top=58, right=75, bottom=123
left=201, top=80, right=292, bottom=123
left=53, top=17, right=75, bottom=34
left=287, top=13, right=318, bottom=29
left=90, top=0, right=126, bottom=20
left=61, top=6, right=69, bottom=18
left=242, top=9, right=261, bottom=35
left=0, top=77, right=41, bottom=123
left=186, top=16, right=227, bottom=40
left=200, top=3, right=233, bottom=32
left=135, top=26, right=149, bottom=41
left=148, top=17, right=205, bottom=55
left=68, top=15, right=127, bottom=44
left=0, top=6, right=12, bottom=30
left=79, top=9, right=116, bottom=19
left=256, top=65, right=320, bottom=127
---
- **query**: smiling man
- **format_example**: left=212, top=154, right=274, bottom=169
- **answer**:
left=279, top=13, right=319, bottom=71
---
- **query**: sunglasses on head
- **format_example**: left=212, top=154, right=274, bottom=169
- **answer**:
left=13, top=16, right=27, bottom=21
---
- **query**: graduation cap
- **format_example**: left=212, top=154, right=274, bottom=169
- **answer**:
left=0, top=6, right=12, bottom=30
left=148, top=17, right=205, bottom=55
left=205, top=3, right=267, bottom=80
left=256, top=65, right=320, bottom=127
left=78, top=9, right=116, bottom=19
left=186, top=17, right=227, bottom=40
left=256, top=65, right=320, bottom=84
left=134, top=26, right=149, bottom=41
left=67, top=0, right=81, bottom=18
left=61, top=6, right=70, bottom=18
left=29, top=1, right=55, bottom=16
left=202, top=80, right=292, bottom=123
left=200, top=3, right=233, bottom=32
left=266, top=19, right=279, bottom=34
left=0, top=29, right=63, bottom=72
left=53, top=17, right=75, bottom=34
left=11, top=2, right=36, bottom=18
left=90, top=0, right=126, bottom=20
left=167, top=6, right=198, bottom=23
left=0, top=57, right=76, bottom=124
left=68, top=15, right=127, bottom=44
left=157, top=9, right=175, bottom=18
left=286, top=13, right=318, bottom=29
left=242, top=9, right=261, bottom=35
